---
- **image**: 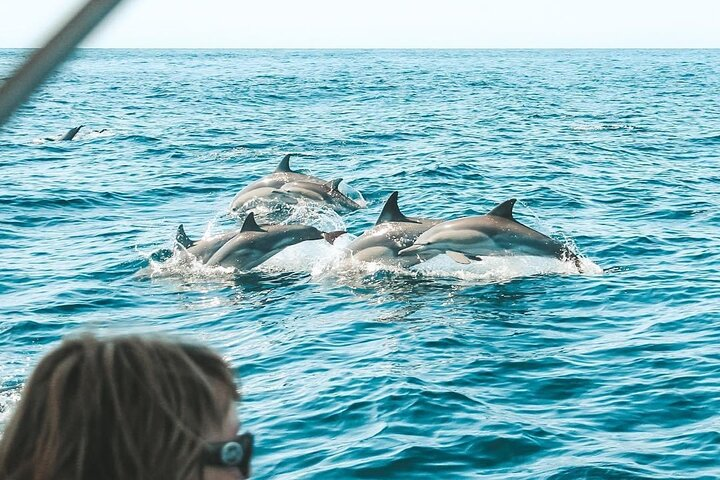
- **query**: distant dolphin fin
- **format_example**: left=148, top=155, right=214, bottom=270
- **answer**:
left=327, top=178, right=343, bottom=191
left=240, top=212, right=266, bottom=233
left=60, top=125, right=83, bottom=141
left=487, top=198, right=517, bottom=220
left=445, top=251, right=475, bottom=264
left=375, top=191, right=420, bottom=226
left=275, top=154, right=295, bottom=173
left=176, top=224, right=195, bottom=248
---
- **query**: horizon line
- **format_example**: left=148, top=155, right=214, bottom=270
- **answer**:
left=2, top=46, right=720, bottom=50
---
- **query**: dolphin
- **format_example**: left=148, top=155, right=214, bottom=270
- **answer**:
left=278, top=178, right=363, bottom=213
left=228, top=186, right=302, bottom=213
left=230, top=154, right=325, bottom=213
left=176, top=225, right=240, bottom=263
left=345, top=191, right=441, bottom=268
left=44, top=125, right=83, bottom=141
left=398, top=199, right=583, bottom=269
left=176, top=213, right=345, bottom=271
left=60, top=125, right=83, bottom=141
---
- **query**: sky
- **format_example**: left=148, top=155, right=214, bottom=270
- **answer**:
left=1, top=0, right=719, bottom=49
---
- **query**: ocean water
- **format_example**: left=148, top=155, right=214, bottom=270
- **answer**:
left=1, top=49, right=719, bottom=479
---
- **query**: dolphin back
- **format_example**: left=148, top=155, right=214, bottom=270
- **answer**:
left=206, top=223, right=324, bottom=271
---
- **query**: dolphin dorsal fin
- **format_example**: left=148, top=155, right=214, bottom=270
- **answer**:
left=375, top=191, right=419, bottom=225
left=240, top=212, right=266, bottom=233
left=275, top=154, right=294, bottom=173
left=487, top=199, right=517, bottom=220
left=327, top=178, right=343, bottom=191
left=176, top=224, right=195, bottom=248
left=60, top=125, right=83, bottom=141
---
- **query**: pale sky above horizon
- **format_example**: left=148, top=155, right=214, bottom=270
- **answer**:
left=1, top=0, right=719, bottom=49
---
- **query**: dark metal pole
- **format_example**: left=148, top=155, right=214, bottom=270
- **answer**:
left=0, top=0, right=124, bottom=128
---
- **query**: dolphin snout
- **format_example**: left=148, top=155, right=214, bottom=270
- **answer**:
left=322, top=230, right=347, bottom=245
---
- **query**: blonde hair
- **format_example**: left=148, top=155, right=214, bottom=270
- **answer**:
left=0, top=334, right=239, bottom=480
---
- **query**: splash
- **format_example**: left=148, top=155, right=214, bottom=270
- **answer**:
left=337, top=179, right=368, bottom=208
left=232, top=197, right=347, bottom=232
left=137, top=247, right=235, bottom=280
left=261, top=233, right=355, bottom=276
left=323, top=249, right=601, bottom=285
left=411, top=253, right=602, bottom=282
left=570, top=122, right=637, bottom=132
left=0, top=387, right=22, bottom=429
left=329, top=255, right=416, bottom=282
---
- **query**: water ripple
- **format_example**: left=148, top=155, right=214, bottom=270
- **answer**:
left=1, top=49, right=719, bottom=479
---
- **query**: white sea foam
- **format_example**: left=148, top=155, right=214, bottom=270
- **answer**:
left=232, top=197, right=347, bottom=231
left=338, top=179, right=368, bottom=208
left=261, top=234, right=354, bottom=276
left=0, top=388, right=22, bottom=428
left=411, top=253, right=602, bottom=282
left=570, top=122, right=637, bottom=132
left=279, top=201, right=347, bottom=232
left=139, top=247, right=235, bottom=280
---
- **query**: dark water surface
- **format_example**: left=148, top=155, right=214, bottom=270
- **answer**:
left=1, top=49, right=719, bottom=479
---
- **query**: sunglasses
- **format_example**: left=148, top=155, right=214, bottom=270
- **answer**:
left=202, top=431, right=254, bottom=477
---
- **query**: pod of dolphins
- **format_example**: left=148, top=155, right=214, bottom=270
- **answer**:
left=172, top=154, right=585, bottom=273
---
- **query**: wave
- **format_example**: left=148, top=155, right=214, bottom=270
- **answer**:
left=689, top=133, right=720, bottom=144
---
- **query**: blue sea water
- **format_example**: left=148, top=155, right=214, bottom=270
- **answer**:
left=1, top=49, right=719, bottom=479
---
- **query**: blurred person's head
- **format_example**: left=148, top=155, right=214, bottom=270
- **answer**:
left=0, top=334, right=252, bottom=480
